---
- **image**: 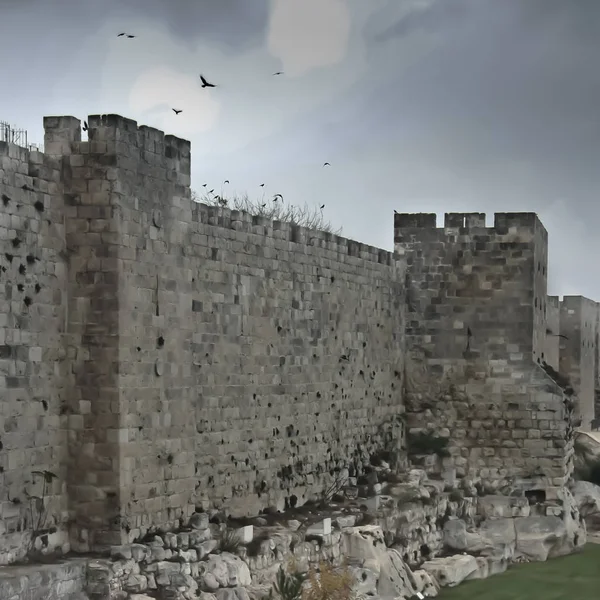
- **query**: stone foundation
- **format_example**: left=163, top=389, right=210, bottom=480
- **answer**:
left=2, top=469, right=583, bottom=600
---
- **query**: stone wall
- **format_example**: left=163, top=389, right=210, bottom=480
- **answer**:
left=395, top=212, right=574, bottom=489
left=0, top=138, right=70, bottom=564
left=545, top=296, right=560, bottom=371
left=558, top=296, right=598, bottom=430
left=0, top=114, right=407, bottom=560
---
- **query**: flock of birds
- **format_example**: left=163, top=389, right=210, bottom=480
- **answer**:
left=109, top=33, right=333, bottom=211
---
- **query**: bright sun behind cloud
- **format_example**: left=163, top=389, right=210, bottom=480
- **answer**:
left=128, top=66, right=221, bottom=135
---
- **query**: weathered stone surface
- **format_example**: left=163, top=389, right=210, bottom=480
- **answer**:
left=477, top=496, right=530, bottom=520
left=572, top=481, right=600, bottom=518
left=421, top=555, right=479, bottom=587
left=203, top=553, right=252, bottom=588
left=341, top=525, right=418, bottom=598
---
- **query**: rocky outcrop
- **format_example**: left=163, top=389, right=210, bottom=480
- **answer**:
left=76, top=468, right=588, bottom=600
left=571, top=480, right=600, bottom=531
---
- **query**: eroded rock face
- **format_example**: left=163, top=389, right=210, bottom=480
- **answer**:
left=342, top=526, right=416, bottom=597
left=76, top=474, right=586, bottom=600
left=421, top=555, right=479, bottom=587
left=572, top=481, right=600, bottom=520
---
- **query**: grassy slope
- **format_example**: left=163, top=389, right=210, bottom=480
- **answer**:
left=438, top=544, right=600, bottom=600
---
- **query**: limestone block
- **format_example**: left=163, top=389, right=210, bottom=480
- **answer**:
left=236, top=525, right=254, bottom=544
left=421, top=555, right=479, bottom=588
left=306, top=518, right=332, bottom=537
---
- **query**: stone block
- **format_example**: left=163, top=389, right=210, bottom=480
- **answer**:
left=236, top=525, right=253, bottom=544
left=306, top=518, right=332, bottom=537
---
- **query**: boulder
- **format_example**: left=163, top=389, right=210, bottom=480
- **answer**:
left=514, top=516, right=567, bottom=561
left=420, top=555, right=479, bottom=587
left=341, top=525, right=418, bottom=599
left=203, top=553, right=252, bottom=589
left=443, top=518, right=516, bottom=559
left=572, top=480, right=600, bottom=518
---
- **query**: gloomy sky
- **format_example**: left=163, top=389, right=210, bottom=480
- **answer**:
left=1, top=0, right=599, bottom=298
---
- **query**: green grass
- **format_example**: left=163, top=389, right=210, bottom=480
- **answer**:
left=438, top=544, right=600, bottom=600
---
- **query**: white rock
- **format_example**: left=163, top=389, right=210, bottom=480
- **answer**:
left=306, top=518, right=331, bottom=536
left=421, top=555, right=479, bottom=587
left=572, top=480, right=600, bottom=518
left=236, top=525, right=254, bottom=544
left=204, top=552, right=252, bottom=588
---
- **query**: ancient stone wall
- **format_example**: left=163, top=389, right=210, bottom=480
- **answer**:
left=0, top=114, right=407, bottom=559
left=545, top=295, right=560, bottom=371
left=395, top=212, right=573, bottom=490
left=559, top=296, right=598, bottom=430
left=0, top=137, right=70, bottom=564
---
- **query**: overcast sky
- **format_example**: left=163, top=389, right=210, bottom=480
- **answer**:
left=1, top=0, right=599, bottom=298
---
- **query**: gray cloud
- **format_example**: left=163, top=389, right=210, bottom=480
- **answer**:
left=366, top=0, right=470, bottom=44
left=114, top=0, right=270, bottom=52
left=211, top=0, right=600, bottom=297
left=1, top=0, right=269, bottom=53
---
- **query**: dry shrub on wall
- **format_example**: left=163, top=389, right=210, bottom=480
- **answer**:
left=191, top=189, right=342, bottom=235
left=269, top=560, right=356, bottom=600
left=304, top=561, right=356, bottom=600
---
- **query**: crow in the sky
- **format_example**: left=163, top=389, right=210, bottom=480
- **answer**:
left=320, top=204, right=325, bottom=209
left=224, top=180, right=229, bottom=184
left=273, top=71, right=284, bottom=76
left=118, top=33, right=136, bottom=38
left=259, top=183, right=265, bottom=187
left=323, top=162, right=331, bottom=167
left=82, top=121, right=88, bottom=132
left=200, top=75, right=216, bottom=88
left=273, top=194, right=283, bottom=201
left=172, top=109, right=182, bottom=115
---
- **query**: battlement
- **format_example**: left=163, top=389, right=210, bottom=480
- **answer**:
left=43, top=114, right=191, bottom=177
left=192, top=203, right=396, bottom=267
left=394, top=211, right=541, bottom=232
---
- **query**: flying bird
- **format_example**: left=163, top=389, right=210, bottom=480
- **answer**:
left=118, top=33, right=136, bottom=38
left=82, top=121, right=88, bottom=132
left=200, top=75, right=216, bottom=88
left=323, top=162, right=331, bottom=167
left=273, top=194, right=283, bottom=201
left=224, top=180, right=229, bottom=184
left=202, top=183, right=207, bottom=187
left=208, top=189, right=214, bottom=194
left=320, top=204, right=325, bottom=209
left=172, top=109, right=182, bottom=115
left=272, top=71, right=284, bottom=76
left=259, top=183, right=265, bottom=188
left=127, top=35, right=136, bottom=38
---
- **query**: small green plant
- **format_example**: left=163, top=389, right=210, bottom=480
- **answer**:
left=407, top=432, right=450, bottom=458
left=218, top=528, right=242, bottom=553
left=269, top=563, right=306, bottom=600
